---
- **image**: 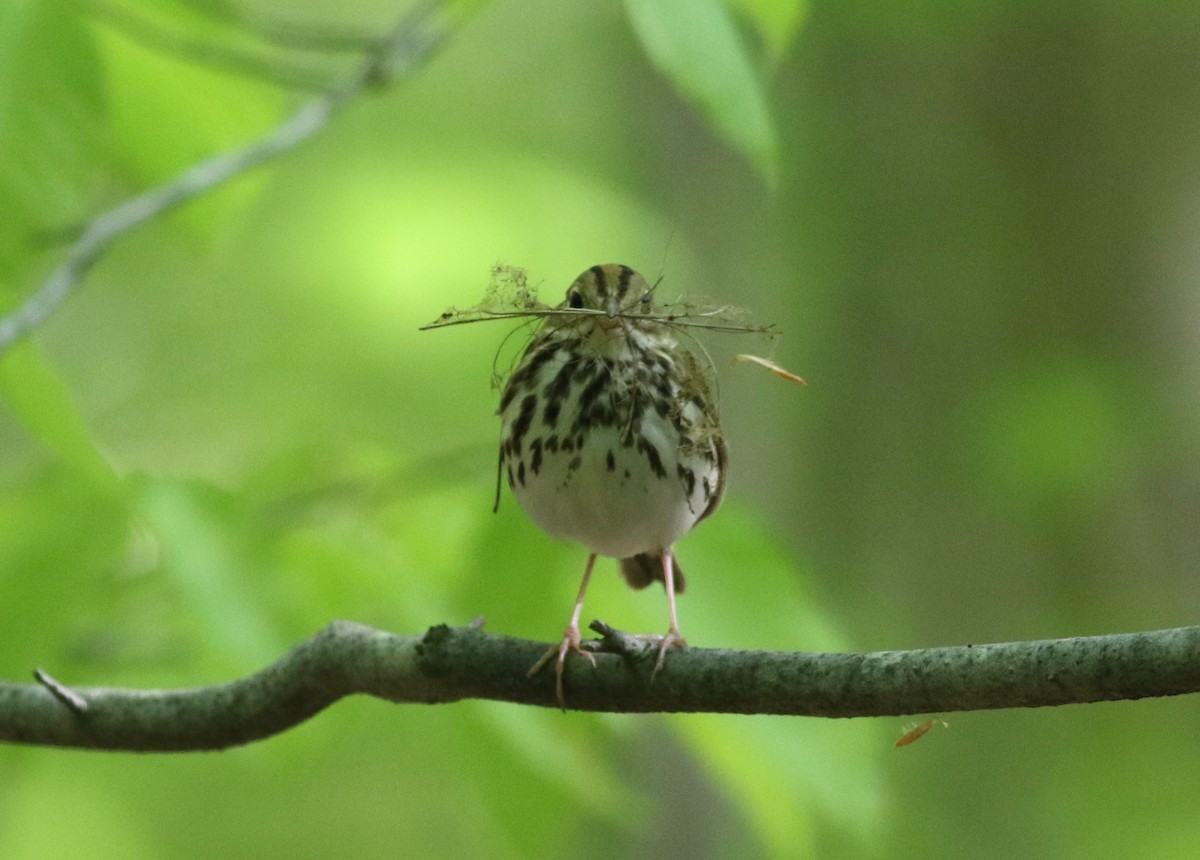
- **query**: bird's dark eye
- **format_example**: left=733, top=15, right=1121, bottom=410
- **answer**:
left=568, top=290, right=584, bottom=309
left=640, top=292, right=651, bottom=305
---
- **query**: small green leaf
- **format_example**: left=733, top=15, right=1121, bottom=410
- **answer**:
left=624, top=0, right=780, bottom=186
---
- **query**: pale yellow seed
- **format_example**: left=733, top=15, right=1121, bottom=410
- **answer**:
left=894, top=718, right=949, bottom=748
left=732, top=354, right=806, bottom=385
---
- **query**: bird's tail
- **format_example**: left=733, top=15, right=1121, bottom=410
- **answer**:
left=619, top=553, right=686, bottom=594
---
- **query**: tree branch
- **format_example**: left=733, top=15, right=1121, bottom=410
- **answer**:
left=0, top=2, right=447, bottom=357
left=3, top=620, right=1199, bottom=752
left=72, top=0, right=336, bottom=90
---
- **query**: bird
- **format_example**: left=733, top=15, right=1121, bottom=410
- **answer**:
left=497, top=263, right=726, bottom=704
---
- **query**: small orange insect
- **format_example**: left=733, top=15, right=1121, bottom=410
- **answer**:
left=894, top=718, right=948, bottom=748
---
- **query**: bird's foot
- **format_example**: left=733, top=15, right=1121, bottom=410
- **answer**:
left=637, top=627, right=687, bottom=682
left=529, top=622, right=597, bottom=707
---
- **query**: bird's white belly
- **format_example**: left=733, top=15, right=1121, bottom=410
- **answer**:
left=511, top=423, right=706, bottom=558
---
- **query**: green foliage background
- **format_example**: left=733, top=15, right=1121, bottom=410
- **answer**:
left=3, top=0, right=1200, bottom=857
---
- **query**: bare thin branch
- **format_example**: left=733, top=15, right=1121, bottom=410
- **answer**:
left=0, top=2, right=446, bottom=357
left=2, top=620, right=1198, bottom=752
left=236, top=10, right=384, bottom=55
left=33, top=668, right=89, bottom=714
left=72, top=0, right=334, bottom=90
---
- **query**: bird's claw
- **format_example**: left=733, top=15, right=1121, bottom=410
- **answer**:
left=634, top=628, right=687, bottom=682
left=529, top=624, right=597, bottom=708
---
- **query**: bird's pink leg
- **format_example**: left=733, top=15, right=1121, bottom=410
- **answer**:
left=529, top=552, right=599, bottom=706
left=652, top=547, right=687, bottom=679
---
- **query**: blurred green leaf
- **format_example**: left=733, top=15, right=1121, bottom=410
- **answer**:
left=0, top=341, right=118, bottom=487
left=445, top=0, right=494, bottom=25
left=134, top=475, right=288, bottom=668
left=155, top=0, right=242, bottom=25
left=624, top=0, right=780, bottom=186
left=726, top=0, right=806, bottom=66
left=89, top=0, right=289, bottom=233
left=0, top=467, right=127, bottom=674
left=0, top=0, right=106, bottom=285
